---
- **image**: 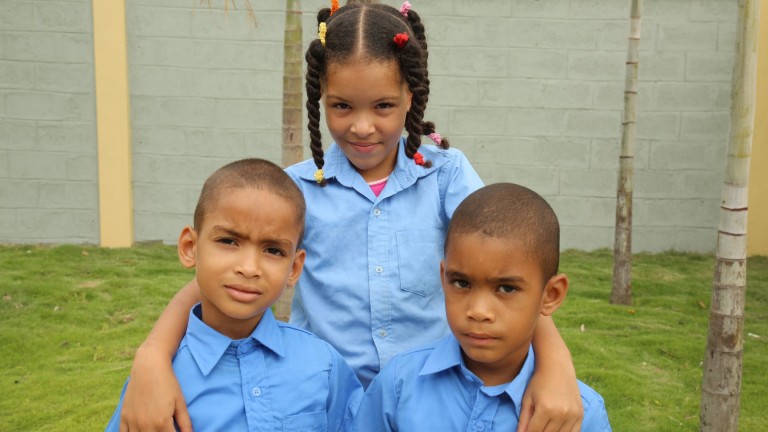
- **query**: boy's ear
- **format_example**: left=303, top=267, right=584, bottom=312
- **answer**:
left=287, top=248, right=307, bottom=288
left=541, top=273, right=569, bottom=316
left=177, top=226, right=198, bottom=269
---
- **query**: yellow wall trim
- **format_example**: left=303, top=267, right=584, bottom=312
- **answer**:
left=92, top=0, right=133, bottom=247
left=748, top=0, right=767, bottom=256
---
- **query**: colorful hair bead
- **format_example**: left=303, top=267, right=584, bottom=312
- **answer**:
left=318, top=22, right=327, bottom=46
left=393, top=32, right=409, bottom=48
left=399, top=1, right=412, bottom=17
left=428, top=132, right=442, bottom=145
left=413, top=152, right=425, bottom=166
left=330, top=0, right=339, bottom=15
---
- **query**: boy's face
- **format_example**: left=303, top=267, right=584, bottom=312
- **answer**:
left=178, top=187, right=305, bottom=340
left=441, top=233, right=551, bottom=386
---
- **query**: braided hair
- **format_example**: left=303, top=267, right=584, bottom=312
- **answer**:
left=305, top=3, right=449, bottom=186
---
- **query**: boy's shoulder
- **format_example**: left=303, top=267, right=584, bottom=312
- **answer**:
left=576, top=379, right=612, bottom=430
left=576, top=379, right=607, bottom=411
left=376, top=336, right=448, bottom=380
left=273, top=320, right=342, bottom=358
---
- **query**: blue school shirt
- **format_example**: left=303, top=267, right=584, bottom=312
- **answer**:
left=285, top=139, right=483, bottom=387
left=105, top=305, right=362, bottom=432
left=351, top=334, right=612, bottom=432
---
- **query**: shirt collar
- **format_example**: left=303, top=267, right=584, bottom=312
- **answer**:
left=295, top=138, right=448, bottom=192
left=419, top=334, right=535, bottom=416
left=185, top=305, right=285, bottom=376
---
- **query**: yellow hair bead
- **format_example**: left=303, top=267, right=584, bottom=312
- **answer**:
left=314, top=169, right=325, bottom=184
left=318, top=22, right=327, bottom=46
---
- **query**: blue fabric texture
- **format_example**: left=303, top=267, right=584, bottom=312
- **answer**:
left=351, top=334, right=612, bottom=432
left=106, top=305, right=362, bottom=432
left=286, top=139, right=484, bottom=387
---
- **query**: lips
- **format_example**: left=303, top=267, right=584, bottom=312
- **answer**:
left=463, top=332, right=497, bottom=346
left=349, top=142, right=378, bottom=154
left=225, top=285, right=263, bottom=303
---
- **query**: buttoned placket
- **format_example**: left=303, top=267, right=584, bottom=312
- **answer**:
left=237, top=341, right=276, bottom=430
left=467, top=386, right=502, bottom=432
left=368, top=195, right=391, bottom=370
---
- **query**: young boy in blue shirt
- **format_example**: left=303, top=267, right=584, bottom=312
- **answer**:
left=105, top=158, right=362, bottom=431
left=350, top=183, right=611, bottom=431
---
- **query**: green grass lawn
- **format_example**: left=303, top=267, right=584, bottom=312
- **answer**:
left=1, top=244, right=766, bottom=431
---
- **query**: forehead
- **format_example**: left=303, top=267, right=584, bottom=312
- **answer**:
left=325, top=58, right=403, bottom=88
left=445, top=233, right=543, bottom=278
left=206, top=187, right=300, bottom=223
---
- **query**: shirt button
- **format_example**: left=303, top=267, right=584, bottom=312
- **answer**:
left=379, top=328, right=388, bottom=338
left=251, top=386, right=262, bottom=397
left=375, top=266, right=383, bottom=273
left=373, top=208, right=381, bottom=216
left=473, top=421, right=485, bottom=432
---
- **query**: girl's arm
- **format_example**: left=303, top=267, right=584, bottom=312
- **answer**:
left=119, top=280, right=200, bottom=432
left=517, top=316, right=583, bottom=432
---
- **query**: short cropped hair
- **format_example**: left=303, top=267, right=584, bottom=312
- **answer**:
left=193, top=158, right=306, bottom=240
left=446, top=183, right=560, bottom=281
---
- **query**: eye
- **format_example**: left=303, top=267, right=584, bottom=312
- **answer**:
left=497, top=285, right=518, bottom=294
left=215, top=237, right=237, bottom=246
left=265, top=246, right=286, bottom=257
left=375, top=102, right=394, bottom=110
left=450, top=279, right=470, bottom=289
left=331, top=102, right=351, bottom=110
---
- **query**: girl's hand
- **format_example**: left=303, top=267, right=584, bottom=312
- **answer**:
left=516, top=371, right=582, bottom=432
left=119, top=347, right=193, bottom=432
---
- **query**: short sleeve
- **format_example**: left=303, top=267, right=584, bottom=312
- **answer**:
left=437, top=149, right=484, bottom=220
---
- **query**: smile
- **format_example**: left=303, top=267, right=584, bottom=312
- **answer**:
left=349, top=142, right=378, bottom=153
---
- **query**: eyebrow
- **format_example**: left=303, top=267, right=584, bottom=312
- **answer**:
left=444, top=268, right=526, bottom=284
left=210, top=226, right=295, bottom=248
left=325, top=94, right=401, bottom=103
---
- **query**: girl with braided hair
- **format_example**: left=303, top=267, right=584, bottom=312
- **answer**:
left=118, top=3, right=583, bottom=432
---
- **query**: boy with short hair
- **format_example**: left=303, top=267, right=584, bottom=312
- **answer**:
left=350, top=183, right=611, bottom=431
left=106, top=158, right=362, bottom=431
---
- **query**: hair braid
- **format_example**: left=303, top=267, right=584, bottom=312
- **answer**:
left=305, top=38, right=327, bottom=186
left=400, top=42, right=432, bottom=167
left=404, top=9, right=428, bottom=62
left=401, top=9, right=449, bottom=149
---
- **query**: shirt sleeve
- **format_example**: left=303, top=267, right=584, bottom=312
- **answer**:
left=349, top=360, right=400, bottom=432
left=438, top=149, right=484, bottom=220
left=104, top=379, right=128, bottom=432
left=326, top=345, right=364, bottom=432
left=580, top=391, right=612, bottom=432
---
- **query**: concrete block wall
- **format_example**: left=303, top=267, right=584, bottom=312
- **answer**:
left=0, top=0, right=739, bottom=252
left=415, top=0, right=735, bottom=251
left=128, top=0, right=288, bottom=241
left=0, top=0, right=99, bottom=243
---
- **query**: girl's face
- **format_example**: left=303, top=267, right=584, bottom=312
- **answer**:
left=323, top=58, right=412, bottom=182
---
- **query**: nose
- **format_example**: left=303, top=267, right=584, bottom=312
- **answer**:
left=350, top=112, right=374, bottom=137
left=465, top=292, right=494, bottom=322
left=235, top=249, right=261, bottom=278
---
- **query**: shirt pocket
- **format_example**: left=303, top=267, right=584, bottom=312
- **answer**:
left=396, top=229, right=444, bottom=297
left=282, top=410, right=327, bottom=432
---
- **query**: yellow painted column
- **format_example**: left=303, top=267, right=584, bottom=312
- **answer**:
left=92, top=0, right=134, bottom=247
left=748, top=0, right=767, bottom=256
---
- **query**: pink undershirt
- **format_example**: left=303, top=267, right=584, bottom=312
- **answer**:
left=368, top=176, right=389, bottom=197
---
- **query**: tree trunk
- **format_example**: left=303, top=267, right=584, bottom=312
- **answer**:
left=699, top=0, right=760, bottom=430
left=611, top=0, right=642, bottom=305
left=274, top=0, right=303, bottom=322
